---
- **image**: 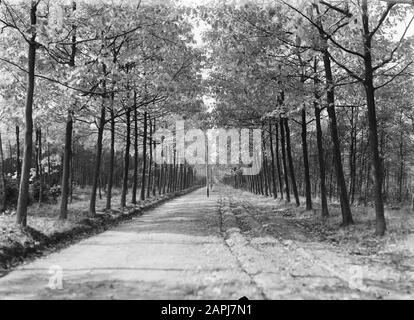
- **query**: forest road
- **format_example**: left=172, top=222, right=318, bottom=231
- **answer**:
left=0, top=187, right=411, bottom=299
left=0, top=188, right=263, bottom=299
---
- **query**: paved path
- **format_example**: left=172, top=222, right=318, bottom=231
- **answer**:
left=0, top=188, right=261, bottom=300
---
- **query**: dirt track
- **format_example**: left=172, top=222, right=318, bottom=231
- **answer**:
left=0, top=187, right=412, bottom=299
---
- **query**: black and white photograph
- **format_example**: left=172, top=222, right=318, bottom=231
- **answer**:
left=0, top=0, right=413, bottom=307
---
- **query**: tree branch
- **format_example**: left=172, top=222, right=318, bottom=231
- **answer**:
left=373, top=14, right=414, bottom=71
left=369, top=3, right=395, bottom=39
left=374, top=61, right=413, bottom=90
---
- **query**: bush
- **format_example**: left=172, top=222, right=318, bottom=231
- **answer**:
left=3, top=177, right=62, bottom=207
left=5, top=178, right=19, bottom=207
left=31, top=182, right=62, bottom=204
left=49, top=185, right=61, bottom=202
left=31, top=180, right=49, bottom=203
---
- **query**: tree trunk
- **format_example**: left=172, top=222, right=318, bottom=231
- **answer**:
left=380, top=130, right=387, bottom=200
left=162, top=148, right=167, bottom=195
left=121, top=108, right=131, bottom=208
left=173, top=149, right=178, bottom=192
left=206, top=135, right=209, bottom=198
left=284, top=118, right=300, bottom=206
left=89, top=67, right=107, bottom=216
left=146, top=118, right=153, bottom=198
left=158, top=162, right=164, bottom=195
left=152, top=123, right=157, bottom=197
left=0, top=133, right=6, bottom=212
left=256, top=151, right=263, bottom=195
left=262, top=127, right=269, bottom=197
left=349, top=107, right=357, bottom=204
left=315, top=6, right=353, bottom=225
left=70, top=137, right=74, bottom=203
left=314, top=104, right=329, bottom=217
left=106, top=95, right=115, bottom=210
left=16, top=2, right=37, bottom=227
left=167, top=148, right=172, bottom=194
left=274, top=121, right=284, bottom=199
left=68, top=4, right=76, bottom=205
left=279, top=118, right=290, bottom=202
left=37, top=128, right=43, bottom=204
left=268, top=123, right=278, bottom=199
left=159, top=140, right=165, bottom=195
left=60, top=111, right=73, bottom=219
left=171, top=148, right=175, bottom=193
left=301, top=109, right=312, bottom=210
left=46, top=130, right=51, bottom=187
left=365, top=81, right=386, bottom=234
left=328, top=153, right=334, bottom=201
left=62, top=2, right=76, bottom=214
left=132, top=101, right=139, bottom=204
left=98, top=172, right=102, bottom=200
left=362, top=0, right=386, bottom=235
left=183, top=163, right=187, bottom=190
left=398, top=127, right=404, bottom=203
left=16, top=125, right=21, bottom=182
left=179, top=162, right=184, bottom=191
left=358, top=128, right=366, bottom=200
left=322, top=49, right=353, bottom=226
left=365, top=157, right=371, bottom=207
left=140, top=111, right=148, bottom=201
left=35, top=129, right=39, bottom=179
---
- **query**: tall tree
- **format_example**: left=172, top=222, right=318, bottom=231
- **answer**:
left=147, top=117, right=153, bottom=199
left=268, top=122, right=278, bottom=199
left=314, top=4, right=354, bottom=226
left=314, top=60, right=329, bottom=217
left=121, top=107, right=131, bottom=208
left=132, top=96, right=139, bottom=204
left=301, top=108, right=312, bottom=210
left=89, top=65, right=107, bottom=216
left=0, top=132, right=6, bottom=213
left=284, top=117, right=300, bottom=207
left=16, top=1, right=38, bottom=227
left=140, top=111, right=148, bottom=201
left=279, top=117, right=290, bottom=202
left=106, top=94, right=116, bottom=210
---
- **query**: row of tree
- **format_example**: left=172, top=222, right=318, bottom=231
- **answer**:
left=0, top=1, right=205, bottom=226
left=205, top=0, right=414, bottom=236
left=1, top=0, right=413, bottom=238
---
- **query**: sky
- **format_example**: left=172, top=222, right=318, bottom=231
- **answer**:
left=397, top=15, right=414, bottom=38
